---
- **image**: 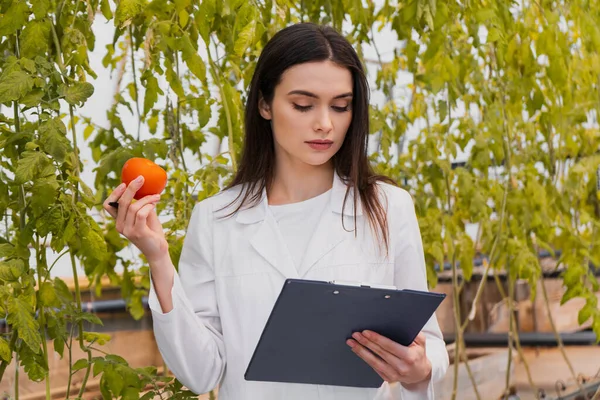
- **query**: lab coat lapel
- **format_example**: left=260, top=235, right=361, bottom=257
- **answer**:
left=236, top=188, right=300, bottom=279
left=297, top=174, right=363, bottom=278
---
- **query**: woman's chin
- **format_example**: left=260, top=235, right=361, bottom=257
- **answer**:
left=301, top=154, right=335, bottom=167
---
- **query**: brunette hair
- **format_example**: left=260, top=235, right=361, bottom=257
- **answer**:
left=224, top=22, right=395, bottom=250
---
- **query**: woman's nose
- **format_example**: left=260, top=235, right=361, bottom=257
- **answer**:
left=314, top=109, right=333, bottom=133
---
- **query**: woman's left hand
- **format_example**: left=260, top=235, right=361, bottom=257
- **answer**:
left=347, top=331, right=432, bottom=386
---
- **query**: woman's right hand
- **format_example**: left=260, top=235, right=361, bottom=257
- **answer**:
left=103, top=175, right=169, bottom=264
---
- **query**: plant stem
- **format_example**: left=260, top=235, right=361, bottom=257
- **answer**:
left=36, top=236, right=52, bottom=400
left=491, top=269, right=538, bottom=393
left=0, top=332, right=18, bottom=382
left=15, top=347, right=19, bottom=400
left=66, top=105, right=93, bottom=398
left=511, top=311, right=537, bottom=393
left=70, top=251, right=93, bottom=399
left=65, top=323, right=75, bottom=398
left=539, top=275, right=583, bottom=393
left=459, top=342, right=481, bottom=400
left=129, top=25, right=142, bottom=141
left=450, top=254, right=464, bottom=400
left=207, top=38, right=237, bottom=172
left=504, top=271, right=514, bottom=396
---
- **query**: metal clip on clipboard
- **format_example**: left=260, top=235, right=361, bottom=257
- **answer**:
left=329, top=280, right=397, bottom=290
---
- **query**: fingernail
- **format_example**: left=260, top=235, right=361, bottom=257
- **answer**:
left=363, top=331, right=372, bottom=338
left=352, top=333, right=361, bottom=340
left=347, top=339, right=355, bottom=348
left=117, top=183, right=126, bottom=190
left=135, top=175, right=144, bottom=183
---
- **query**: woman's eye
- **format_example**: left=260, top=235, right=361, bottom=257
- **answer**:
left=293, top=104, right=312, bottom=112
left=332, top=105, right=350, bottom=112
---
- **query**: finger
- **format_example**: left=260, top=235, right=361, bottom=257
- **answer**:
left=413, top=332, right=427, bottom=347
left=352, top=332, right=405, bottom=374
left=362, top=330, right=411, bottom=360
left=347, top=339, right=400, bottom=382
left=124, top=194, right=161, bottom=233
left=147, top=208, right=164, bottom=234
left=133, top=203, right=156, bottom=230
left=115, top=176, right=145, bottom=232
left=103, top=183, right=127, bottom=218
left=370, top=362, right=394, bottom=382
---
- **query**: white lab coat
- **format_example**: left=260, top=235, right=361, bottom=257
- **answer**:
left=148, top=174, right=449, bottom=400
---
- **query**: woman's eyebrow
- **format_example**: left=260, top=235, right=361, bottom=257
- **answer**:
left=287, top=90, right=353, bottom=99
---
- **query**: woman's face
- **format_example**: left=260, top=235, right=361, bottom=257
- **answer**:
left=259, top=61, right=353, bottom=169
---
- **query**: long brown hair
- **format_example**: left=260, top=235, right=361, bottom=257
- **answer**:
left=224, top=23, right=395, bottom=250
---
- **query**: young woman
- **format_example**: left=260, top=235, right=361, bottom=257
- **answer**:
left=104, top=23, right=448, bottom=400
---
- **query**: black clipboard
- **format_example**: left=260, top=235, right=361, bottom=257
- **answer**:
left=244, top=278, right=446, bottom=388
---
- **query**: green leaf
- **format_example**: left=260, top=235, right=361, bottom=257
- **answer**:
left=83, top=125, right=94, bottom=140
left=21, top=90, right=45, bottom=108
left=32, top=0, right=50, bottom=19
left=39, top=281, right=59, bottom=307
left=180, top=35, right=206, bottom=81
left=93, top=358, right=106, bottom=377
left=20, top=58, right=37, bottom=74
left=106, top=354, right=127, bottom=364
left=487, top=27, right=502, bottom=43
left=76, top=311, right=103, bottom=326
left=122, top=387, right=140, bottom=400
left=0, top=1, right=29, bottom=36
left=0, top=243, right=16, bottom=259
left=39, top=118, right=70, bottom=163
left=459, top=235, right=475, bottom=281
left=60, top=82, right=95, bottom=106
left=31, top=177, right=59, bottom=214
left=561, top=285, right=583, bottom=305
left=179, top=9, right=189, bottom=27
left=115, top=0, right=146, bottom=28
left=18, top=343, right=47, bottom=381
left=7, top=297, right=43, bottom=354
left=53, top=338, right=65, bottom=358
left=15, top=151, right=51, bottom=183
left=73, top=358, right=89, bottom=372
left=20, top=20, right=52, bottom=59
left=81, top=228, right=108, bottom=261
left=101, top=0, right=113, bottom=19
left=234, top=20, right=257, bottom=57
left=39, top=118, right=71, bottom=164
left=0, top=259, right=26, bottom=282
left=142, top=73, right=163, bottom=116
left=105, top=366, right=125, bottom=395
left=0, top=71, right=34, bottom=104
left=144, top=138, right=168, bottom=160
left=0, top=336, right=12, bottom=362
left=593, top=315, right=600, bottom=343
left=63, top=215, right=77, bottom=244
left=578, top=302, right=594, bottom=325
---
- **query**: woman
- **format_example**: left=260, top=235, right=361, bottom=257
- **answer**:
left=104, top=23, right=448, bottom=400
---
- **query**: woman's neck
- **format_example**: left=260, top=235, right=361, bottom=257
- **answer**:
left=268, top=161, right=334, bottom=205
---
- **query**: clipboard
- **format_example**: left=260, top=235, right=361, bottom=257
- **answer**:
left=244, top=278, right=446, bottom=388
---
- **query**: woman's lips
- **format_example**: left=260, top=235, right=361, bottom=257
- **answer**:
left=306, top=140, right=333, bottom=150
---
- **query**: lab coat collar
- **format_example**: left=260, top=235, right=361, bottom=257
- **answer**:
left=235, top=172, right=363, bottom=225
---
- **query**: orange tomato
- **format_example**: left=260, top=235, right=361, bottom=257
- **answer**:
left=121, top=157, right=168, bottom=200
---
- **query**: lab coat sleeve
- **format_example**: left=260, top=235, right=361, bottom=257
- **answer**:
left=378, top=187, right=449, bottom=400
left=147, top=199, right=226, bottom=395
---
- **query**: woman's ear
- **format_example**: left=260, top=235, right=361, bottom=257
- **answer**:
left=258, top=96, right=272, bottom=120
